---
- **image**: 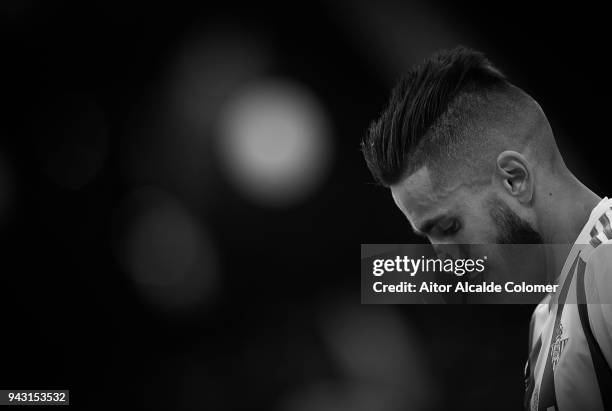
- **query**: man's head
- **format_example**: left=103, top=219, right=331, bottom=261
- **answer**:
left=362, top=46, right=566, bottom=246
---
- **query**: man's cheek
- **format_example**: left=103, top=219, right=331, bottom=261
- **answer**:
left=472, top=221, right=499, bottom=243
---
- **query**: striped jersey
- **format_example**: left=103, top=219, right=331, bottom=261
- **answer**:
left=525, top=197, right=612, bottom=411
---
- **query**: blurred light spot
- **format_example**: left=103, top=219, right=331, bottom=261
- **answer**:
left=37, top=94, right=108, bottom=189
left=123, top=28, right=271, bottom=205
left=218, top=80, right=333, bottom=206
left=170, top=29, right=272, bottom=132
left=322, top=304, right=419, bottom=381
left=115, top=186, right=218, bottom=313
left=314, top=302, right=433, bottom=409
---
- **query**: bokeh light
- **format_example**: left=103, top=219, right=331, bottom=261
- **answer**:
left=217, top=80, right=333, bottom=206
left=114, top=186, right=218, bottom=314
left=280, top=301, right=435, bottom=411
left=122, top=28, right=271, bottom=205
left=279, top=301, right=433, bottom=411
left=169, top=28, right=272, bottom=133
left=321, top=305, right=423, bottom=383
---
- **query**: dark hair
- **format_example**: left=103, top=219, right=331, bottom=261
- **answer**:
left=362, top=46, right=509, bottom=186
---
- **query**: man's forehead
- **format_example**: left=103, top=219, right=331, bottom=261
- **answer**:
left=390, top=166, right=463, bottom=228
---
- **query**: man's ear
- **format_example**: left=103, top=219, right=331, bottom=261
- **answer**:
left=495, top=150, right=533, bottom=203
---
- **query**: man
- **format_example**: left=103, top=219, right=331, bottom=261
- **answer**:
left=362, top=46, right=612, bottom=410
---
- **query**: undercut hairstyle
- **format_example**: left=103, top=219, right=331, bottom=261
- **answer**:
left=362, top=46, right=529, bottom=187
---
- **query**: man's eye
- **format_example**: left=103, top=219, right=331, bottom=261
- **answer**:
left=440, top=220, right=460, bottom=236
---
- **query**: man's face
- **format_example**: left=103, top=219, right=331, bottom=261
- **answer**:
left=390, top=166, right=543, bottom=248
left=390, top=165, right=546, bottom=302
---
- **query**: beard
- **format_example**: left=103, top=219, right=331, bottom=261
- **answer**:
left=488, top=198, right=544, bottom=244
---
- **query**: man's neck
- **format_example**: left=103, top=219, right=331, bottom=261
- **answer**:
left=539, top=174, right=601, bottom=282
left=540, top=174, right=601, bottom=245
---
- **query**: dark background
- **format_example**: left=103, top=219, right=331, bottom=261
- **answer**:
left=0, top=1, right=608, bottom=410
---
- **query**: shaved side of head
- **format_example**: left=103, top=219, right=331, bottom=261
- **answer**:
left=362, top=46, right=563, bottom=191
left=415, top=85, right=559, bottom=189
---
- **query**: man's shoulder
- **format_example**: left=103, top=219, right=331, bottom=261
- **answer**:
left=583, top=238, right=612, bottom=262
left=582, top=238, right=612, bottom=282
left=581, top=240, right=612, bottom=304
